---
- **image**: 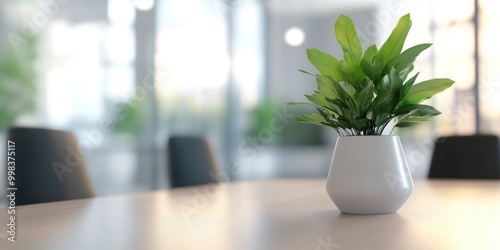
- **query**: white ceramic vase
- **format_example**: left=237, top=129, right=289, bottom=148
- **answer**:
left=326, top=135, right=413, bottom=214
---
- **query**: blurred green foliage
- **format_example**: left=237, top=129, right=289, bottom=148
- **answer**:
left=248, top=101, right=325, bottom=146
left=111, top=100, right=144, bottom=135
left=0, top=34, right=37, bottom=130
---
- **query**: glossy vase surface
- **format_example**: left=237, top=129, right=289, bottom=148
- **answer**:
left=326, top=136, right=413, bottom=214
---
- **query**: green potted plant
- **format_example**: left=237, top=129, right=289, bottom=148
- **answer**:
left=290, top=14, right=454, bottom=214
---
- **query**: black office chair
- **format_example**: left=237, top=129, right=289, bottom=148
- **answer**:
left=428, top=135, right=500, bottom=179
left=7, top=127, right=96, bottom=205
left=167, top=136, right=221, bottom=187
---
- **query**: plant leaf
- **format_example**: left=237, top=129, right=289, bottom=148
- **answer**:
left=298, top=69, right=316, bottom=76
left=389, top=43, right=432, bottom=71
left=399, top=73, right=419, bottom=100
left=344, top=52, right=366, bottom=84
left=339, top=59, right=356, bottom=84
left=339, top=81, right=357, bottom=98
left=317, top=109, right=342, bottom=130
left=395, top=116, right=431, bottom=127
left=375, top=113, right=392, bottom=127
left=295, top=114, right=326, bottom=124
left=287, top=101, right=320, bottom=106
left=353, top=117, right=368, bottom=132
left=306, top=48, right=343, bottom=81
left=336, top=116, right=352, bottom=129
left=404, top=78, right=455, bottom=104
left=305, top=93, right=336, bottom=111
left=372, top=68, right=404, bottom=119
left=316, top=75, right=339, bottom=100
left=335, top=14, right=363, bottom=62
left=393, top=104, right=441, bottom=116
left=398, top=64, right=414, bottom=82
left=374, top=72, right=391, bottom=96
left=360, top=45, right=384, bottom=82
left=354, top=79, right=375, bottom=117
left=375, top=68, right=402, bottom=99
left=379, top=14, right=412, bottom=63
left=317, top=108, right=332, bottom=121
left=333, top=81, right=359, bottom=115
left=413, top=105, right=441, bottom=116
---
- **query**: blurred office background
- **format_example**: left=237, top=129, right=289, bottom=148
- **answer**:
left=0, top=0, right=499, bottom=197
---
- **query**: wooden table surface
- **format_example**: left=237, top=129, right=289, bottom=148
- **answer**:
left=1, top=179, right=500, bottom=250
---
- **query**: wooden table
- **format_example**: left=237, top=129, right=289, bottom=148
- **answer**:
left=1, top=179, right=500, bottom=250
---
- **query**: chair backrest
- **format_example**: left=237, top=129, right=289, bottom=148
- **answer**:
left=7, top=127, right=95, bottom=205
left=167, top=136, right=220, bottom=187
left=428, top=135, right=500, bottom=179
